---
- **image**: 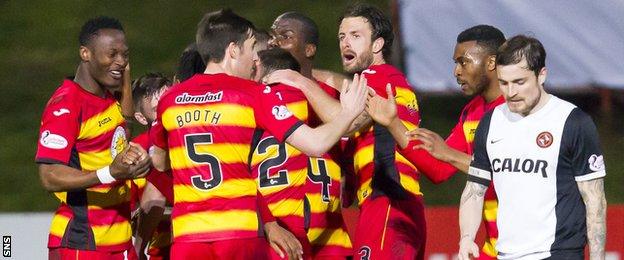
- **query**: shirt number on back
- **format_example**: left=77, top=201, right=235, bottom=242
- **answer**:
left=257, top=137, right=289, bottom=188
left=185, top=133, right=223, bottom=190
left=308, top=158, right=331, bottom=203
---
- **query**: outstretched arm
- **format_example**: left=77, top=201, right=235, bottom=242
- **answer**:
left=578, top=178, right=606, bottom=260
left=286, top=74, right=368, bottom=157
left=264, top=70, right=371, bottom=135
left=39, top=143, right=151, bottom=192
left=458, top=181, right=487, bottom=260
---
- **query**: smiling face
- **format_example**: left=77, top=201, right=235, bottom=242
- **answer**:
left=83, top=29, right=128, bottom=91
left=497, top=58, right=547, bottom=116
left=453, top=40, right=490, bottom=96
left=339, top=16, right=375, bottom=74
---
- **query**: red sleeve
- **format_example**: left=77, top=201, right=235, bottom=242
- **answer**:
left=256, top=191, right=276, bottom=223
left=398, top=122, right=470, bottom=184
left=35, top=94, right=80, bottom=164
left=150, top=98, right=168, bottom=149
left=253, top=86, right=304, bottom=142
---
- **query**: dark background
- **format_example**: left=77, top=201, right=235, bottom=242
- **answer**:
left=1, top=0, right=621, bottom=211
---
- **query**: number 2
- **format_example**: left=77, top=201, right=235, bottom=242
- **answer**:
left=257, top=137, right=289, bottom=188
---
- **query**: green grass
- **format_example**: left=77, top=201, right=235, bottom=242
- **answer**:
left=0, top=0, right=621, bottom=211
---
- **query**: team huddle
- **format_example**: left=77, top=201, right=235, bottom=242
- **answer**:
left=35, top=3, right=607, bottom=260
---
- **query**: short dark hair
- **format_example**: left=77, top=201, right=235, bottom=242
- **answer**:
left=258, top=48, right=301, bottom=75
left=79, top=16, right=124, bottom=46
left=132, top=72, right=171, bottom=111
left=457, top=24, right=506, bottom=55
left=340, top=3, right=394, bottom=60
left=196, top=9, right=256, bottom=64
left=176, top=43, right=206, bottom=83
left=254, top=29, right=271, bottom=46
left=277, top=12, right=319, bottom=46
left=496, top=35, right=546, bottom=76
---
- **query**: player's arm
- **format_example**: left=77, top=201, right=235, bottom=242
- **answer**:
left=458, top=112, right=493, bottom=260
left=577, top=178, right=606, bottom=260
left=38, top=143, right=151, bottom=192
left=133, top=181, right=167, bottom=259
left=120, top=63, right=134, bottom=120
left=285, top=74, right=368, bottom=157
left=259, top=192, right=303, bottom=260
left=264, top=70, right=370, bottom=135
left=458, top=180, right=487, bottom=260
left=311, top=69, right=350, bottom=92
left=407, top=128, right=472, bottom=174
left=567, top=109, right=607, bottom=260
left=366, top=85, right=467, bottom=182
left=151, top=146, right=170, bottom=172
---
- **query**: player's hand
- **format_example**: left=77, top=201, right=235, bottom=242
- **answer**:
left=458, top=236, right=480, bottom=260
left=262, top=69, right=306, bottom=89
left=110, top=142, right=151, bottom=180
left=407, top=128, right=453, bottom=161
left=339, top=73, right=368, bottom=119
left=264, top=221, right=303, bottom=260
left=365, top=83, right=397, bottom=126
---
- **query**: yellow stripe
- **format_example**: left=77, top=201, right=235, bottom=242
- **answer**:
left=306, top=193, right=341, bottom=213
left=398, top=173, right=423, bottom=196
left=86, top=185, right=131, bottom=209
left=162, top=104, right=255, bottom=130
left=463, top=121, right=480, bottom=143
left=285, top=100, right=308, bottom=121
left=53, top=192, right=67, bottom=204
left=401, top=120, right=418, bottom=131
left=173, top=210, right=258, bottom=237
left=483, top=199, right=498, bottom=221
left=482, top=237, right=498, bottom=257
left=169, top=144, right=249, bottom=170
left=49, top=214, right=132, bottom=247
left=380, top=204, right=392, bottom=250
left=268, top=198, right=304, bottom=218
left=354, top=145, right=416, bottom=172
left=173, top=179, right=257, bottom=203
left=79, top=150, right=113, bottom=171
left=78, top=103, right=124, bottom=140
left=133, top=178, right=147, bottom=190
left=307, top=227, right=353, bottom=248
left=49, top=214, right=70, bottom=238
left=92, top=221, right=132, bottom=246
left=357, top=179, right=372, bottom=206
left=395, top=87, right=419, bottom=112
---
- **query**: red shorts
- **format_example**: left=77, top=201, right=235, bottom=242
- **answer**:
left=353, top=195, right=426, bottom=260
left=48, top=247, right=137, bottom=260
left=170, top=237, right=268, bottom=260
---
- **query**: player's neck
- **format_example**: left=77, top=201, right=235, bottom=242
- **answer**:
left=300, top=61, right=313, bottom=79
left=371, top=54, right=386, bottom=67
left=482, top=79, right=503, bottom=103
left=204, top=62, right=229, bottom=76
left=74, top=64, right=105, bottom=98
